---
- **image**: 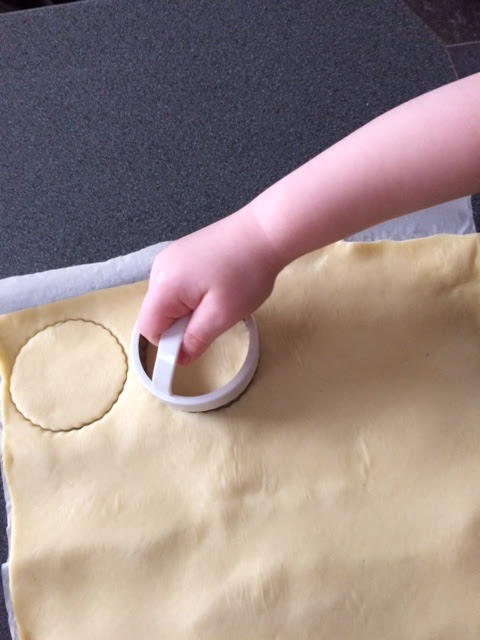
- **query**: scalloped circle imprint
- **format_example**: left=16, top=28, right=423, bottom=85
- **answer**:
left=10, top=320, right=128, bottom=432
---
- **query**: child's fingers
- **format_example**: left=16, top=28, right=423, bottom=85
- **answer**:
left=138, top=290, right=231, bottom=364
left=137, top=288, right=191, bottom=345
left=179, top=296, right=232, bottom=363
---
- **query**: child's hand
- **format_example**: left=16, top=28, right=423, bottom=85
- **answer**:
left=137, top=211, right=281, bottom=364
left=139, top=74, right=480, bottom=365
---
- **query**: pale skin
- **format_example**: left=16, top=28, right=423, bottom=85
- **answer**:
left=138, top=72, right=480, bottom=364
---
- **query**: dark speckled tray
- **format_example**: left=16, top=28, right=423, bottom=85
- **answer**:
left=0, top=0, right=455, bottom=280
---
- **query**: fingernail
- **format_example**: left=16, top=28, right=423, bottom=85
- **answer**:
left=179, top=352, right=192, bottom=366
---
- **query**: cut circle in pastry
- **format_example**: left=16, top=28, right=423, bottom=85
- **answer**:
left=10, top=319, right=127, bottom=432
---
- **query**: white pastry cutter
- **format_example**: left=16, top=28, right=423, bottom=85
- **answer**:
left=131, top=314, right=259, bottom=412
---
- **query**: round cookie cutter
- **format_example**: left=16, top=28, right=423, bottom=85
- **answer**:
left=131, top=315, right=259, bottom=412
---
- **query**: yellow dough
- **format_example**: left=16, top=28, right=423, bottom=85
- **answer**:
left=1, top=235, right=480, bottom=639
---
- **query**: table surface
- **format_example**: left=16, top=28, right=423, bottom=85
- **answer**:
left=0, top=1, right=457, bottom=637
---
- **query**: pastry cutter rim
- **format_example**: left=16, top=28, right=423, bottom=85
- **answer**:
left=131, top=315, right=259, bottom=412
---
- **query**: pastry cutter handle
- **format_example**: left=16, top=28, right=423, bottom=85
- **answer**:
left=152, top=314, right=191, bottom=394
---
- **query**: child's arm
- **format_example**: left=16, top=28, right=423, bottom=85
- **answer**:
left=138, top=73, right=480, bottom=363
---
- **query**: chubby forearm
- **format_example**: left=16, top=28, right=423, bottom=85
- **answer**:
left=245, top=73, right=480, bottom=267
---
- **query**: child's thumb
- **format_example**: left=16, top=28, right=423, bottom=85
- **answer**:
left=179, top=301, right=230, bottom=364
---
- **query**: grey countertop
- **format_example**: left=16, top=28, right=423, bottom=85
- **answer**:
left=0, top=0, right=454, bottom=280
